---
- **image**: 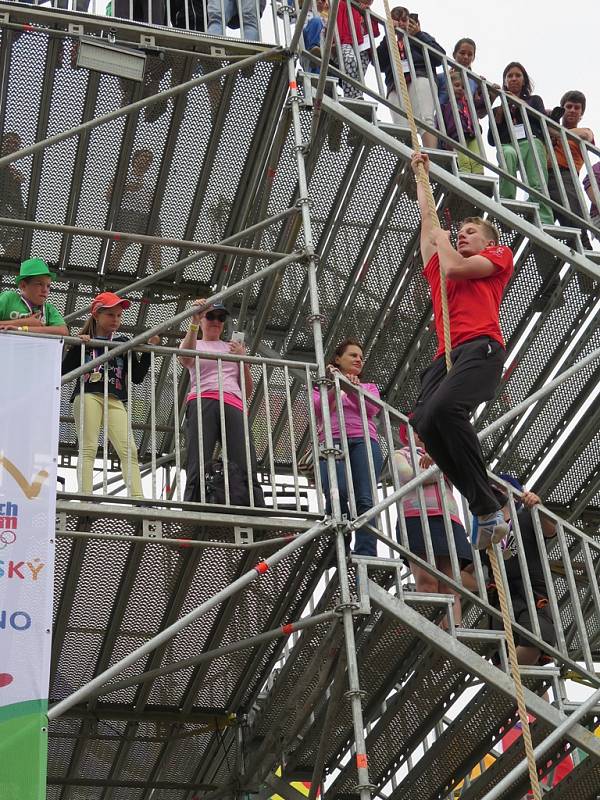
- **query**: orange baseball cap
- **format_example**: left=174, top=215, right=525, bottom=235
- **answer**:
left=91, top=291, right=131, bottom=313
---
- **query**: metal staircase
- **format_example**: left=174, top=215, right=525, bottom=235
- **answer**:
left=1, top=2, right=599, bottom=799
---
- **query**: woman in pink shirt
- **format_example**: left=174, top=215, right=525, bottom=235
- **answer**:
left=394, top=423, right=471, bottom=625
left=313, top=337, right=383, bottom=556
left=179, top=299, right=264, bottom=506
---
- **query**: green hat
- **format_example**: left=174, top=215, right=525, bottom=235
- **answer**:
left=15, top=258, right=56, bottom=284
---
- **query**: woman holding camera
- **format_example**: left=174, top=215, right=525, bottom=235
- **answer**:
left=179, top=299, right=264, bottom=506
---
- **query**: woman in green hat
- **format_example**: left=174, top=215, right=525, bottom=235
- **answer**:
left=0, top=258, right=68, bottom=336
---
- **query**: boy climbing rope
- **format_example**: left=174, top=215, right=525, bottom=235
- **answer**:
left=409, top=151, right=514, bottom=550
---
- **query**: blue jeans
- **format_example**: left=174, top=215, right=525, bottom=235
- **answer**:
left=319, top=437, right=383, bottom=556
left=207, top=0, right=259, bottom=40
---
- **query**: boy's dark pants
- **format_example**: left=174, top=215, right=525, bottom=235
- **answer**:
left=410, top=336, right=504, bottom=516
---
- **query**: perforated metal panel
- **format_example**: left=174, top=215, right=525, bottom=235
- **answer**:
left=2, top=8, right=600, bottom=799
left=329, top=655, right=473, bottom=795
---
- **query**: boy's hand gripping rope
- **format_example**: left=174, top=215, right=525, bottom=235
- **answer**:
left=383, top=3, right=542, bottom=797
left=382, top=0, right=451, bottom=372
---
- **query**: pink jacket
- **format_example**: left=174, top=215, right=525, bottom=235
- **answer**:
left=313, top=383, right=380, bottom=441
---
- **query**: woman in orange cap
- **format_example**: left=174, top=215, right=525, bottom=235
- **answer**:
left=61, top=291, right=159, bottom=498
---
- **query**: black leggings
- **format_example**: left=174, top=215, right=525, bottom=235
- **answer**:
left=410, top=336, right=505, bottom=517
left=184, top=398, right=265, bottom=506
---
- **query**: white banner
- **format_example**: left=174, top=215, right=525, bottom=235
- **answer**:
left=0, top=335, right=60, bottom=749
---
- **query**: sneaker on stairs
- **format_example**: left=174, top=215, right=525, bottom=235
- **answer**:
left=472, top=510, right=509, bottom=551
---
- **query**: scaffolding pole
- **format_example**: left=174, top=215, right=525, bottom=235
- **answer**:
left=61, top=206, right=298, bottom=323
left=0, top=216, right=288, bottom=261
left=55, top=498, right=315, bottom=528
left=87, top=610, right=337, bottom=700
left=61, top=249, right=303, bottom=383
left=482, top=687, right=600, bottom=799
left=47, top=518, right=332, bottom=720
left=282, top=4, right=374, bottom=798
left=0, top=48, right=281, bottom=170
left=58, top=527, right=305, bottom=551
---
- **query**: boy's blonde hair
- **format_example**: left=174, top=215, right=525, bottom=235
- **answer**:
left=460, top=216, right=499, bottom=245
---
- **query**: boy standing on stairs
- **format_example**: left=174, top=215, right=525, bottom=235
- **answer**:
left=408, top=151, right=514, bottom=551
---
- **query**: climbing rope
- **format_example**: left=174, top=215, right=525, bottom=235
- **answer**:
left=488, top=547, right=542, bottom=799
left=382, top=4, right=542, bottom=796
left=382, top=0, right=451, bottom=372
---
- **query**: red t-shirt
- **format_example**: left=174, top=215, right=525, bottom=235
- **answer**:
left=424, top=245, right=514, bottom=359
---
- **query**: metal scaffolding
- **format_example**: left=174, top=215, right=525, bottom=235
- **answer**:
left=1, top=2, right=599, bottom=799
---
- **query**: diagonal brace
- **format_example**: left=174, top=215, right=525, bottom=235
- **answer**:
left=47, top=518, right=332, bottom=720
left=368, top=579, right=600, bottom=760
left=0, top=47, right=281, bottom=169
left=61, top=249, right=303, bottom=383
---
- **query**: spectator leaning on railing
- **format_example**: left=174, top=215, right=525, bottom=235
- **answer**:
left=302, top=0, right=330, bottom=74
left=465, top=475, right=558, bottom=667
left=489, top=62, right=553, bottom=225
left=547, top=90, right=595, bottom=249
left=437, top=38, right=483, bottom=108
left=438, top=70, right=485, bottom=175
left=178, top=299, right=265, bottom=507
left=313, top=337, right=383, bottom=557
left=0, top=258, right=68, bottom=336
left=61, top=292, right=159, bottom=499
left=376, top=7, right=445, bottom=149
left=394, top=423, right=471, bottom=627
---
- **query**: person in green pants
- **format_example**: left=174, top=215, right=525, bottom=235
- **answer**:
left=489, top=62, right=553, bottom=224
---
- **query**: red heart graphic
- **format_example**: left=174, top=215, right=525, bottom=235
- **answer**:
left=0, top=673, right=14, bottom=688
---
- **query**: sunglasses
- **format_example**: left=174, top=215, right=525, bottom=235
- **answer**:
left=206, top=312, right=227, bottom=322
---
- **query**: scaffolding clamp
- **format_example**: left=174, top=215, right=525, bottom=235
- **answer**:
left=276, top=0, right=296, bottom=19
left=352, top=781, right=378, bottom=793
left=319, top=444, right=343, bottom=459
left=334, top=600, right=360, bottom=616
left=344, top=687, right=366, bottom=700
left=314, top=374, right=334, bottom=388
left=254, top=559, right=269, bottom=575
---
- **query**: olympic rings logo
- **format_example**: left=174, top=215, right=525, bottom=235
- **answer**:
left=0, top=531, right=17, bottom=549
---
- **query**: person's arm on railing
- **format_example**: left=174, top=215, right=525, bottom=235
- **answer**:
left=410, top=28, right=445, bottom=65
left=61, top=340, right=85, bottom=374
left=131, top=335, right=161, bottom=383
left=0, top=302, right=68, bottom=336
left=568, top=126, right=595, bottom=144
left=394, top=446, right=438, bottom=485
left=522, top=490, right=556, bottom=538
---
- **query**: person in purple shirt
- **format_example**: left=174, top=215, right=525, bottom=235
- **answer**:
left=313, top=337, right=383, bottom=556
left=583, top=161, right=600, bottom=243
